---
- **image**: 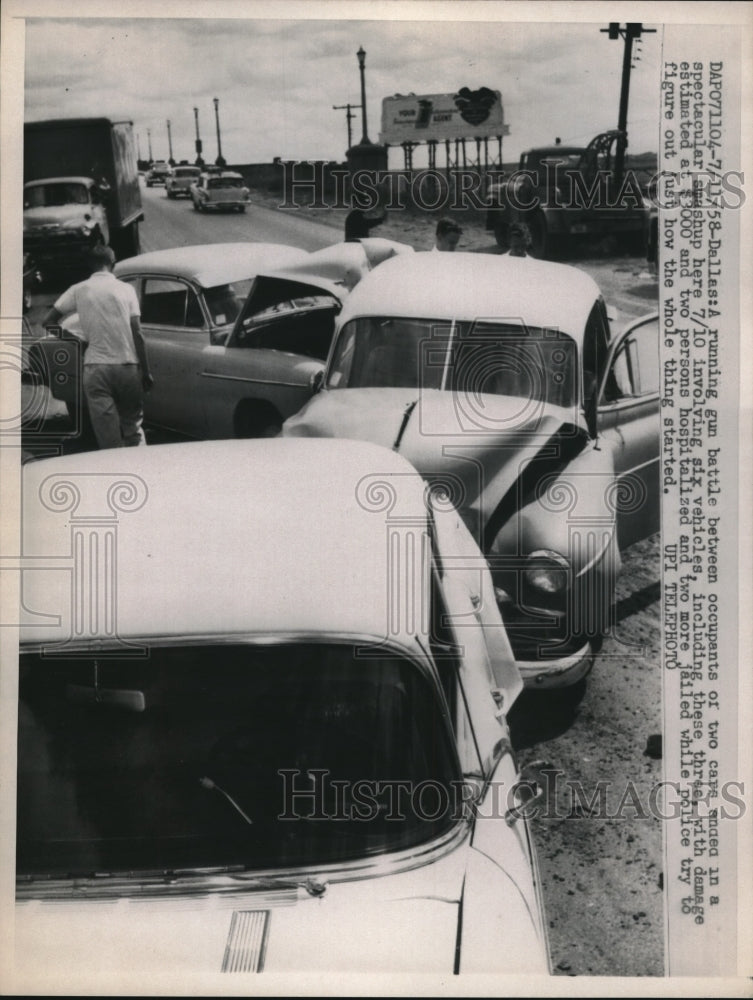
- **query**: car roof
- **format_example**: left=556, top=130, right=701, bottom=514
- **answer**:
left=337, top=251, right=601, bottom=341
left=19, top=440, right=430, bottom=650
left=24, top=177, right=93, bottom=187
left=114, top=242, right=309, bottom=288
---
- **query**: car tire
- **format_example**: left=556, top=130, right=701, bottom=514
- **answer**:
left=493, top=218, right=510, bottom=251
left=234, top=402, right=282, bottom=439
left=237, top=205, right=246, bottom=213
left=526, top=211, right=550, bottom=259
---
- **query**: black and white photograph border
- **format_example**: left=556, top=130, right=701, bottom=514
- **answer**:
left=1, top=0, right=751, bottom=996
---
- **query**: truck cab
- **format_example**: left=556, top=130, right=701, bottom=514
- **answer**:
left=23, top=176, right=110, bottom=269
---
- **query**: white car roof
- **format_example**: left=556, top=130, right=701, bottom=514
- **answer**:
left=114, top=243, right=308, bottom=288
left=19, top=439, right=430, bottom=651
left=24, top=177, right=94, bottom=188
left=337, top=251, right=602, bottom=342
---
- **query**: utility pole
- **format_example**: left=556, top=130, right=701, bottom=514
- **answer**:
left=601, top=22, right=656, bottom=185
left=213, top=97, right=226, bottom=167
left=193, top=106, right=204, bottom=167
left=333, top=103, right=358, bottom=151
left=166, top=119, right=174, bottom=165
left=356, top=47, right=370, bottom=144
left=147, top=128, right=153, bottom=163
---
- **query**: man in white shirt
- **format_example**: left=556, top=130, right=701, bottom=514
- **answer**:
left=42, top=245, right=153, bottom=449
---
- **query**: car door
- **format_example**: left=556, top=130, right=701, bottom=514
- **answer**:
left=137, top=275, right=211, bottom=437
left=596, top=314, right=660, bottom=549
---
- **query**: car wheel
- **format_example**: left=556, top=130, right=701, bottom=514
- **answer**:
left=526, top=211, right=550, bottom=259
left=493, top=218, right=510, bottom=251
left=237, top=205, right=246, bottom=213
left=234, top=402, right=282, bottom=439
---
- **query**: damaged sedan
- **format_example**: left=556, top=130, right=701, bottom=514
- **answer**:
left=284, top=252, right=660, bottom=690
left=16, top=439, right=548, bottom=978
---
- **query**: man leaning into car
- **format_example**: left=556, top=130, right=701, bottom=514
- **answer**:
left=42, top=245, right=154, bottom=449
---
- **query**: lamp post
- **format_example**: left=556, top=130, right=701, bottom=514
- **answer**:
left=193, top=106, right=204, bottom=167
left=213, top=97, right=226, bottom=167
left=166, top=119, right=175, bottom=166
left=147, top=128, right=153, bottom=163
left=357, top=46, right=370, bottom=144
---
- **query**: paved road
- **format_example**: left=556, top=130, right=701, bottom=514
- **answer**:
left=139, top=182, right=342, bottom=254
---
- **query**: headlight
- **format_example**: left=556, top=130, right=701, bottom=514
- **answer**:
left=524, top=550, right=570, bottom=594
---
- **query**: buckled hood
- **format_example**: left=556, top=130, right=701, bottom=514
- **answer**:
left=284, top=387, right=589, bottom=533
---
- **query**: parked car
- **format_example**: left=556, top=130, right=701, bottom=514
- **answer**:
left=26, top=239, right=414, bottom=440
left=16, top=438, right=549, bottom=978
left=165, top=164, right=202, bottom=198
left=145, top=160, right=171, bottom=186
left=191, top=170, right=250, bottom=212
left=284, top=252, right=660, bottom=690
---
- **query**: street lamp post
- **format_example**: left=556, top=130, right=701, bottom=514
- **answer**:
left=213, top=97, right=226, bottom=167
left=147, top=128, right=153, bottom=163
left=166, top=119, right=174, bottom=166
left=357, top=47, right=370, bottom=144
left=193, top=106, right=205, bottom=167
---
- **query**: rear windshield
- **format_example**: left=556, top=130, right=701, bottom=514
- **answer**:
left=208, top=177, right=243, bottom=189
left=17, top=642, right=459, bottom=881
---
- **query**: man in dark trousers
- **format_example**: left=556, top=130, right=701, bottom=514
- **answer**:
left=42, top=245, right=154, bottom=449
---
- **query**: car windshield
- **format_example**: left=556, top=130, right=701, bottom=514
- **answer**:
left=204, top=280, right=255, bottom=329
left=17, top=642, right=459, bottom=880
left=208, top=177, right=243, bottom=189
left=327, top=317, right=578, bottom=408
left=24, top=183, right=89, bottom=208
left=175, top=169, right=199, bottom=178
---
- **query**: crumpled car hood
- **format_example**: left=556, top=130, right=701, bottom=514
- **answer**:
left=284, top=387, right=588, bottom=531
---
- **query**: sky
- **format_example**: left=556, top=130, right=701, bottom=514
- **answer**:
left=22, top=12, right=662, bottom=169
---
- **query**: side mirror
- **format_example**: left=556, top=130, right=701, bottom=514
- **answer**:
left=310, top=369, right=325, bottom=394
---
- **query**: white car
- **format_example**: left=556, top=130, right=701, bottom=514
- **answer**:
left=165, top=164, right=202, bottom=198
left=16, top=438, right=549, bottom=979
left=191, top=170, right=250, bottom=212
left=284, top=252, right=660, bottom=690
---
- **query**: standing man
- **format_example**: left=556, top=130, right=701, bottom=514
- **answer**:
left=504, top=222, right=531, bottom=257
left=42, top=245, right=153, bottom=449
left=433, top=218, right=462, bottom=251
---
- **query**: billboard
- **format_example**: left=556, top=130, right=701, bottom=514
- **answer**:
left=379, top=87, right=509, bottom=144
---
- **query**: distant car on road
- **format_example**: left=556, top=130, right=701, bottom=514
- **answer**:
left=284, top=251, right=660, bottom=690
left=16, top=437, right=548, bottom=977
left=165, top=165, right=201, bottom=198
left=145, top=160, right=171, bottom=187
left=191, top=170, right=250, bottom=213
left=26, top=239, right=414, bottom=440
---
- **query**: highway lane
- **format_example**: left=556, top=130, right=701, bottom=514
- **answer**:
left=139, top=181, right=343, bottom=253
